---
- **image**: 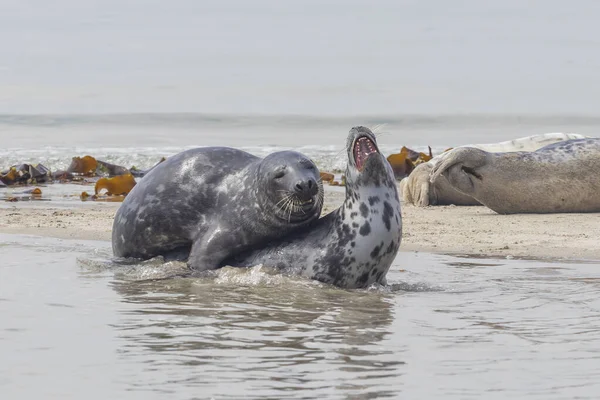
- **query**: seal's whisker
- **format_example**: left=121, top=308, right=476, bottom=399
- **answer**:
left=314, top=189, right=325, bottom=212
left=288, top=196, right=300, bottom=220
left=292, top=197, right=304, bottom=214
left=278, top=199, right=289, bottom=215
left=370, top=123, right=388, bottom=136
left=285, top=196, right=295, bottom=215
left=290, top=196, right=305, bottom=214
left=275, top=195, right=291, bottom=208
left=276, top=194, right=295, bottom=217
left=283, top=196, right=293, bottom=212
left=334, top=146, right=347, bottom=158
left=280, top=198, right=290, bottom=220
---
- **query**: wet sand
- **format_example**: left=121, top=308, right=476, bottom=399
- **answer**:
left=1, top=186, right=598, bottom=260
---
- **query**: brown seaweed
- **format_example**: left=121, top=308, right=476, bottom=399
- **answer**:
left=3, top=187, right=45, bottom=202
left=0, top=164, right=50, bottom=185
left=320, top=172, right=335, bottom=183
left=67, top=156, right=98, bottom=175
left=80, top=191, right=127, bottom=202
left=19, top=187, right=43, bottom=195
left=0, top=168, right=17, bottom=185
left=1, top=154, right=166, bottom=187
left=387, top=146, right=434, bottom=180
left=94, top=173, right=137, bottom=196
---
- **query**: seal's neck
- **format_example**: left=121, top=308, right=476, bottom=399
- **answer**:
left=343, top=181, right=380, bottom=207
left=248, top=165, right=272, bottom=218
left=337, top=174, right=399, bottom=227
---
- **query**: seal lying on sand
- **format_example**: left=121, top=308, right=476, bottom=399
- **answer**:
left=430, top=138, right=600, bottom=214
left=227, top=126, right=402, bottom=289
left=112, top=147, right=324, bottom=271
left=401, top=133, right=587, bottom=206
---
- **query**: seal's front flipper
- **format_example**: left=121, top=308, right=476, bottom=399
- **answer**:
left=163, top=245, right=192, bottom=262
left=429, top=147, right=488, bottom=184
left=187, top=227, right=243, bottom=272
left=187, top=243, right=226, bottom=272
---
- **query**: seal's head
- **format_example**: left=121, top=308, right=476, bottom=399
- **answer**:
left=429, top=147, right=489, bottom=196
left=345, top=126, right=394, bottom=189
left=257, top=151, right=324, bottom=223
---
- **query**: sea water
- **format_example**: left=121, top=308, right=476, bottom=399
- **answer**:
left=1, top=234, right=600, bottom=399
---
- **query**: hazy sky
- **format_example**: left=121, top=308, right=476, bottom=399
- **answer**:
left=1, top=0, right=599, bottom=114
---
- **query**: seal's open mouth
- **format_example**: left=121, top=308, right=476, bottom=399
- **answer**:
left=353, top=136, right=378, bottom=171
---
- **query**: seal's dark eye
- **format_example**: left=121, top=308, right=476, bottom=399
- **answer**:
left=274, top=168, right=286, bottom=179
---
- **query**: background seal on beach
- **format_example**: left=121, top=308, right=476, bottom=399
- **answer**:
left=227, top=126, right=402, bottom=289
left=430, top=138, right=600, bottom=214
left=401, top=133, right=587, bottom=207
left=112, top=147, right=324, bottom=270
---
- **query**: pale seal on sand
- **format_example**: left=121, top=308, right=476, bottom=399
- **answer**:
left=112, top=147, right=324, bottom=270
left=429, top=138, right=600, bottom=214
left=227, top=126, right=402, bottom=289
left=401, top=133, right=587, bottom=206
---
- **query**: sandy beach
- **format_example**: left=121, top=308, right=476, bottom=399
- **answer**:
left=1, top=186, right=598, bottom=261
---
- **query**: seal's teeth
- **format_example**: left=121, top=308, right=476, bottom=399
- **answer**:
left=299, top=198, right=314, bottom=206
left=353, top=136, right=379, bottom=170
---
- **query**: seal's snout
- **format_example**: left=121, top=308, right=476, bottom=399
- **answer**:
left=294, top=178, right=318, bottom=200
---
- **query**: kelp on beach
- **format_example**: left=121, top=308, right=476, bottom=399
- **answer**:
left=386, top=146, right=436, bottom=180
left=1, top=146, right=435, bottom=202
left=0, top=155, right=163, bottom=202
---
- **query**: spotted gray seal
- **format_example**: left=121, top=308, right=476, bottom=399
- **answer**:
left=401, top=133, right=587, bottom=207
left=430, top=138, right=600, bottom=214
left=112, top=147, right=324, bottom=270
left=227, top=126, right=402, bottom=289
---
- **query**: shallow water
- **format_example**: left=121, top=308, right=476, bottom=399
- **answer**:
left=0, top=182, right=102, bottom=205
left=2, top=234, right=600, bottom=399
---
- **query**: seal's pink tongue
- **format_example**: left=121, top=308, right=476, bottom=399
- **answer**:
left=354, top=137, right=378, bottom=170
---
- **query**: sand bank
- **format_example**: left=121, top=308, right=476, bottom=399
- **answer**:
left=1, top=187, right=599, bottom=260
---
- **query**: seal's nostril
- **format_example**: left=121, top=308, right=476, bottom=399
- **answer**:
left=295, top=182, right=304, bottom=192
left=307, top=180, right=313, bottom=189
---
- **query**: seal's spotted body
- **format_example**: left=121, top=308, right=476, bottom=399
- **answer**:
left=228, top=127, right=402, bottom=289
left=430, top=138, right=600, bottom=214
left=112, top=147, right=323, bottom=271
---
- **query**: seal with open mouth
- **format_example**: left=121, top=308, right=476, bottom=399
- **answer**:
left=227, top=126, right=403, bottom=289
left=112, top=146, right=324, bottom=271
